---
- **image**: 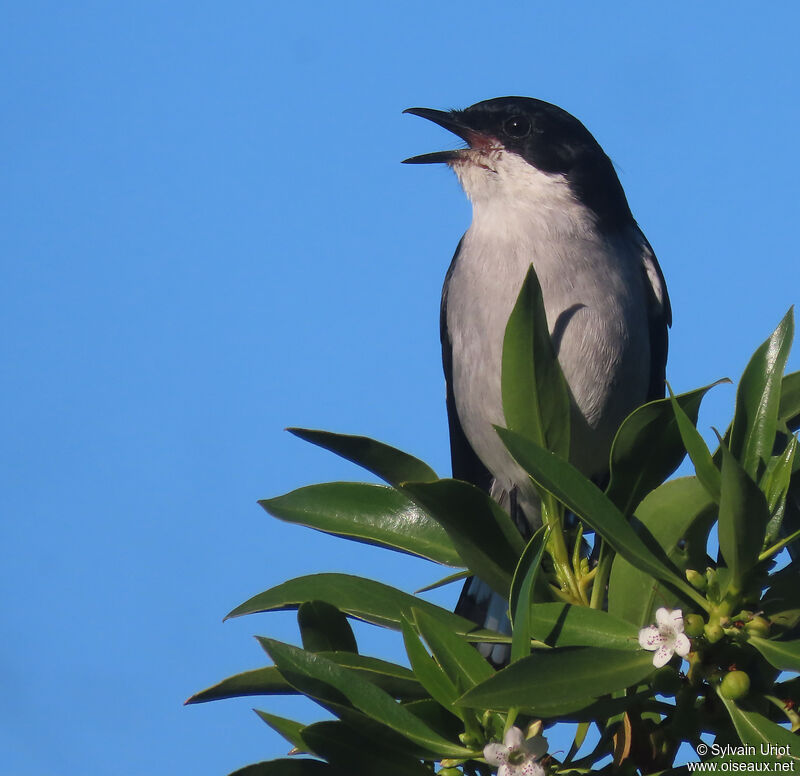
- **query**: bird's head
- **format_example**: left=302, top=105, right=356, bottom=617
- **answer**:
left=403, top=96, right=630, bottom=225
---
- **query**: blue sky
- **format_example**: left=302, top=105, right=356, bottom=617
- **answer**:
left=2, top=2, right=799, bottom=773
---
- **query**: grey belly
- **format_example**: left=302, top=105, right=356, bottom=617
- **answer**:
left=446, top=237, right=650, bottom=510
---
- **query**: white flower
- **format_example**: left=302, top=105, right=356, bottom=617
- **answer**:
left=483, top=726, right=548, bottom=776
left=638, top=607, right=692, bottom=667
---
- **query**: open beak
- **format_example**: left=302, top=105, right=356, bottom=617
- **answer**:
left=402, top=107, right=472, bottom=165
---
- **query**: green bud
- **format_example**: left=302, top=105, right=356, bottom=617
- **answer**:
left=704, top=623, right=725, bottom=643
left=686, top=569, right=707, bottom=591
left=684, top=614, right=705, bottom=637
left=438, top=769, right=462, bottom=776
left=720, top=670, right=750, bottom=700
left=744, top=616, right=770, bottom=637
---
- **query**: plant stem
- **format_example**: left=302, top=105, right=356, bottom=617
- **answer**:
left=758, top=526, right=800, bottom=562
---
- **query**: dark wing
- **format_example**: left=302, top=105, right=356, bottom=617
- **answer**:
left=636, top=225, right=672, bottom=401
left=440, top=237, right=493, bottom=491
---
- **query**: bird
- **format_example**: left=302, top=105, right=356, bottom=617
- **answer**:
left=403, top=97, right=671, bottom=659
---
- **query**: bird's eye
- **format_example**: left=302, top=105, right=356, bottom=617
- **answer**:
left=503, top=115, right=531, bottom=138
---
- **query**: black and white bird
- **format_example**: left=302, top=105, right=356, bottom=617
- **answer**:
left=404, top=97, right=671, bottom=657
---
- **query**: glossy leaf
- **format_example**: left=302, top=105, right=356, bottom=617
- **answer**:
left=287, top=428, right=437, bottom=486
left=457, top=647, right=654, bottom=712
left=401, top=699, right=463, bottom=742
left=229, top=760, right=341, bottom=776
left=316, top=653, right=427, bottom=700
left=496, top=427, right=697, bottom=600
left=258, top=638, right=473, bottom=758
left=729, top=308, right=794, bottom=478
left=529, top=603, right=640, bottom=651
left=779, top=371, right=800, bottom=432
left=412, top=608, right=495, bottom=690
left=606, top=382, right=722, bottom=515
left=226, top=573, right=490, bottom=636
left=509, top=526, right=550, bottom=663
left=667, top=383, right=721, bottom=501
left=186, top=667, right=294, bottom=704
left=191, top=653, right=426, bottom=704
left=260, top=482, right=462, bottom=567
left=501, top=264, right=570, bottom=459
left=718, top=442, right=771, bottom=591
left=748, top=636, right=800, bottom=672
left=298, top=601, right=358, bottom=654
left=717, top=691, right=800, bottom=757
left=254, top=710, right=308, bottom=751
left=414, top=570, right=469, bottom=594
left=401, top=479, right=524, bottom=596
left=609, top=477, right=716, bottom=626
left=400, top=617, right=461, bottom=714
left=300, top=720, right=432, bottom=776
left=764, top=435, right=798, bottom=545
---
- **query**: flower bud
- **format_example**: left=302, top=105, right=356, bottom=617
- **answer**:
left=704, top=622, right=725, bottom=643
left=720, top=670, right=750, bottom=700
left=684, top=614, right=705, bottom=638
left=686, top=569, right=707, bottom=591
left=744, top=616, right=770, bottom=638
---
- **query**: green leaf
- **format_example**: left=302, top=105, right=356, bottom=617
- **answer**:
left=401, top=479, right=524, bottom=596
left=762, top=565, right=800, bottom=631
left=457, top=647, right=654, bottom=712
left=609, top=477, right=716, bottom=627
left=229, top=760, right=342, bottom=776
left=400, top=617, right=462, bottom=714
left=507, top=692, right=650, bottom=722
left=414, top=570, right=470, bottom=594
left=194, top=652, right=425, bottom=704
left=606, top=382, right=723, bottom=515
left=298, top=601, right=358, bottom=654
left=226, top=573, right=495, bottom=638
left=412, top=608, right=495, bottom=690
left=779, top=371, right=800, bottom=432
left=258, top=638, right=473, bottom=759
left=300, top=720, right=433, bottom=776
left=748, top=636, right=800, bottom=672
left=509, top=526, right=550, bottom=663
left=667, top=383, right=721, bottom=502
left=254, top=710, right=308, bottom=751
left=718, top=442, right=771, bottom=592
left=185, top=667, right=294, bottom=704
left=730, top=308, right=794, bottom=478
left=401, top=699, right=463, bottom=741
left=501, top=264, right=570, bottom=459
left=764, top=435, right=798, bottom=545
left=260, top=482, right=462, bottom=567
left=528, top=603, right=640, bottom=650
left=287, top=428, right=437, bottom=486
left=316, top=653, right=427, bottom=700
left=717, top=691, right=800, bottom=758
left=496, top=427, right=699, bottom=602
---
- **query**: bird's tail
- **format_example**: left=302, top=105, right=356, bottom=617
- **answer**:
left=455, top=576, right=511, bottom=667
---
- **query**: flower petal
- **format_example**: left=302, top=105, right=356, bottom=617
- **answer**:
left=673, top=632, right=691, bottom=657
left=655, top=607, right=672, bottom=628
left=484, top=742, right=509, bottom=766
left=522, top=762, right=546, bottom=776
left=652, top=644, right=673, bottom=668
left=498, top=766, right=512, bottom=776
left=667, top=609, right=685, bottom=633
left=638, top=625, right=663, bottom=650
left=504, top=726, right=525, bottom=749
